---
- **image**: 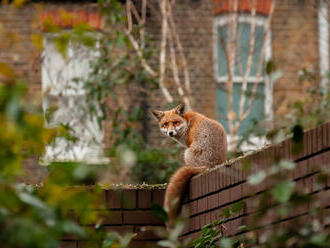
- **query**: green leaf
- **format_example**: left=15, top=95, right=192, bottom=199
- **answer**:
left=218, top=238, right=233, bottom=248
left=0, top=62, right=16, bottom=79
left=53, top=33, right=71, bottom=58
left=310, top=234, right=327, bottom=246
left=220, top=208, right=231, bottom=218
left=18, top=192, right=48, bottom=210
left=279, top=160, right=296, bottom=170
left=271, top=181, right=295, bottom=203
left=151, top=204, right=168, bottom=223
left=248, top=171, right=266, bottom=185
left=102, top=232, right=119, bottom=248
left=169, top=221, right=185, bottom=240
left=269, top=70, right=283, bottom=83
left=61, top=220, right=86, bottom=237
left=157, top=240, right=173, bottom=247
left=231, top=201, right=245, bottom=214
left=265, top=60, right=276, bottom=74
left=120, top=233, right=136, bottom=248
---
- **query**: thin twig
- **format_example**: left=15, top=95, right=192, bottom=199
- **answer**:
left=168, top=22, right=192, bottom=109
left=238, top=0, right=257, bottom=120
left=159, top=0, right=174, bottom=103
left=227, top=0, right=239, bottom=137
left=238, top=0, right=275, bottom=124
left=141, top=0, right=147, bottom=49
left=167, top=1, right=192, bottom=107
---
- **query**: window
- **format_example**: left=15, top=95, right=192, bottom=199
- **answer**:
left=213, top=14, right=272, bottom=149
left=41, top=36, right=104, bottom=162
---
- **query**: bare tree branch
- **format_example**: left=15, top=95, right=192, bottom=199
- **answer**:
left=167, top=1, right=192, bottom=108
left=238, top=0, right=275, bottom=124
left=159, top=0, right=174, bottom=103
left=227, top=0, right=239, bottom=137
left=238, top=0, right=257, bottom=120
left=141, top=0, right=147, bottom=49
left=168, top=23, right=192, bottom=109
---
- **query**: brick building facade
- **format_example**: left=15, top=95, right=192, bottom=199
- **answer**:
left=0, top=0, right=328, bottom=155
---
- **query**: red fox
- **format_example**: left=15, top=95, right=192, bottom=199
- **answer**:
left=151, top=104, right=227, bottom=227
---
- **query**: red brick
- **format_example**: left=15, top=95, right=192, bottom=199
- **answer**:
left=222, top=167, right=229, bottom=189
left=215, top=190, right=223, bottom=207
left=189, top=177, right=195, bottom=200
left=197, top=197, right=208, bottom=213
left=324, top=123, right=330, bottom=148
left=229, top=218, right=243, bottom=236
left=182, top=220, right=190, bottom=235
left=230, top=184, right=242, bottom=202
left=205, top=212, right=212, bottom=225
left=60, top=241, right=77, bottom=248
left=215, top=167, right=222, bottom=190
left=208, top=170, right=216, bottom=193
left=313, top=128, right=319, bottom=154
left=308, top=130, right=313, bottom=156
left=105, top=225, right=134, bottom=235
left=207, top=193, right=219, bottom=210
left=301, top=131, right=308, bottom=158
left=106, top=190, right=122, bottom=209
left=190, top=215, right=198, bottom=232
left=77, top=241, right=99, bottom=248
left=83, top=210, right=122, bottom=225
left=216, top=167, right=224, bottom=189
left=123, top=210, right=163, bottom=225
left=196, top=175, right=203, bottom=198
left=189, top=200, right=198, bottom=215
left=317, top=125, right=324, bottom=151
left=122, top=190, right=136, bottom=209
left=138, top=190, right=152, bottom=209
left=201, top=173, right=209, bottom=195
left=134, top=226, right=160, bottom=241
left=128, top=240, right=161, bottom=248
left=152, top=189, right=165, bottom=206
left=200, top=213, right=207, bottom=228
left=296, top=160, right=308, bottom=179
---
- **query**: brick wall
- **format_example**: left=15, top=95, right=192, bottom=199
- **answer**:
left=181, top=121, right=330, bottom=240
left=60, top=188, right=166, bottom=248
left=61, top=122, right=329, bottom=247
left=271, top=0, right=320, bottom=116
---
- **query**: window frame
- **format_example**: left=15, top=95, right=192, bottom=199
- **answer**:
left=41, top=34, right=107, bottom=163
left=214, top=14, right=273, bottom=119
left=213, top=14, right=273, bottom=150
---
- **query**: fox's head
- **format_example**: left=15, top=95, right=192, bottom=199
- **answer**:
left=151, top=104, right=188, bottom=138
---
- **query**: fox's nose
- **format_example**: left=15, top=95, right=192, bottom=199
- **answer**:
left=169, top=131, right=174, bottom=137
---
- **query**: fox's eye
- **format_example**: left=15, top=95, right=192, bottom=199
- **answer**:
left=163, top=122, right=169, bottom=127
left=173, top=121, right=180, bottom=126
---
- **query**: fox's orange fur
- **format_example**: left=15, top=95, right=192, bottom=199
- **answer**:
left=152, top=104, right=227, bottom=227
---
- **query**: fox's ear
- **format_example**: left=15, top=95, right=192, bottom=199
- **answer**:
left=174, top=103, right=185, bottom=116
left=151, top=110, right=164, bottom=121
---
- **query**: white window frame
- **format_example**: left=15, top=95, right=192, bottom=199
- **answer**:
left=213, top=14, right=273, bottom=151
left=41, top=34, right=108, bottom=164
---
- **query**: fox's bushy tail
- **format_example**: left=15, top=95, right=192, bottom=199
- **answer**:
left=164, top=165, right=207, bottom=227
